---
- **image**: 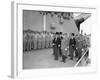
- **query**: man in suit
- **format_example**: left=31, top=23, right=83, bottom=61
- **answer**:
left=69, top=33, right=76, bottom=60
left=52, top=32, right=59, bottom=60
left=59, top=32, right=63, bottom=57
left=54, top=32, right=63, bottom=60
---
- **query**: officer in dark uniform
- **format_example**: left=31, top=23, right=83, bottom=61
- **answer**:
left=75, top=39, right=83, bottom=61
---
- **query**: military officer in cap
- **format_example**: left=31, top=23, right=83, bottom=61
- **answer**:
left=31, top=31, right=35, bottom=50
left=29, top=31, right=33, bottom=50
left=45, top=32, right=49, bottom=48
left=23, top=31, right=27, bottom=51
left=41, top=31, right=46, bottom=49
left=46, top=32, right=50, bottom=48
left=75, top=39, right=84, bottom=61
left=24, top=32, right=29, bottom=51
left=37, top=31, right=40, bottom=49
left=49, top=32, right=54, bottom=48
left=34, top=31, right=38, bottom=50
left=41, top=31, right=44, bottom=49
left=61, top=33, right=69, bottom=62
left=38, top=32, right=42, bottom=49
left=27, top=32, right=31, bottom=51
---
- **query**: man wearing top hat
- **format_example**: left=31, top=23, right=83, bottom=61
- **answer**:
left=69, top=33, right=76, bottom=60
left=52, top=32, right=59, bottom=60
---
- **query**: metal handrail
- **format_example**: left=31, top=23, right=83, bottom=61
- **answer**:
left=74, top=48, right=89, bottom=67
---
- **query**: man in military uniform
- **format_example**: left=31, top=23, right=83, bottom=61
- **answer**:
left=26, top=31, right=30, bottom=51
left=49, top=32, right=54, bottom=48
left=37, top=32, right=42, bottom=49
left=45, top=32, right=49, bottom=48
left=41, top=31, right=46, bottom=49
left=23, top=31, right=27, bottom=51
left=45, top=32, right=47, bottom=48
left=61, top=33, right=69, bottom=63
left=75, top=39, right=84, bottom=61
left=34, top=31, right=38, bottom=50
left=48, top=32, right=51, bottom=48
left=29, top=31, right=33, bottom=51
left=41, top=31, right=43, bottom=49
left=37, top=32, right=40, bottom=49
left=24, top=32, right=29, bottom=51
left=83, top=34, right=91, bottom=57
left=29, top=31, right=33, bottom=50
left=31, top=31, right=35, bottom=50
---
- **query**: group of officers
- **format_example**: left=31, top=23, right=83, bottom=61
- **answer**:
left=52, top=32, right=90, bottom=63
left=23, top=30, right=54, bottom=51
left=23, top=30, right=90, bottom=64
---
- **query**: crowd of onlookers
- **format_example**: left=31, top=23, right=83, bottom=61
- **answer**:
left=23, top=29, right=91, bottom=65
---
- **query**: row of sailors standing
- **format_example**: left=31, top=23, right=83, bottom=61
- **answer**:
left=23, top=30, right=54, bottom=51
left=52, top=32, right=91, bottom=63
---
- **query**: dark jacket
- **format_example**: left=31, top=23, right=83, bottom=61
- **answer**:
left=69, top=38, right=76, bottom=47
left=56, top=37, right=61, bottom=47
